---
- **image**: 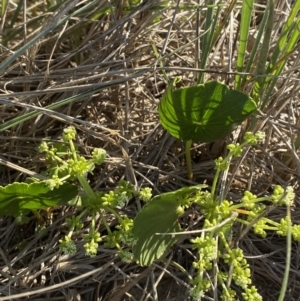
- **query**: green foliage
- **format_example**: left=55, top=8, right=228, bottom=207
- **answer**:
left=36, top=126, right=141, bottom=257
left=158, top=79, right=257, bottom=180
left=0, top=182, right=77, bottom=217
left=132, top=185, right=206, bottom=266
left=194, top=0, right=300, bottom=111
left=2, top=1, right=299, bottom=298
left=158, top=80, right=257, bottom=143
left=0, top=126, right=146, bottom=260
left=132, top=131, right=299, bottom=300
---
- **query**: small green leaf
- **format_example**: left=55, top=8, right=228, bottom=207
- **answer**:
left=133, top=185, right=206, bottom=266
left=158, top=80, right=257, bottom=142
left=0, top=182, right=78, bottom=217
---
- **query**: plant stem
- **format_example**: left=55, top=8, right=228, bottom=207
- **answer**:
left=32, top=210, right=44, bottom=225
left=185, top=140, right=193, bottom=180
left=278, top=206, right=291, bottom=301
left=68, top=139, right=78, bottom=161
left=77, top=175, right=96, bottom=200
left=99, top=209, right=112, bottom=235
left=211, top=168, right=220, bottom=200
left=105, top=206, right=123, bottom=224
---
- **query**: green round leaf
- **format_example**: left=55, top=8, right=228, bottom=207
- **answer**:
left=158, top=80, right=257, bottom=142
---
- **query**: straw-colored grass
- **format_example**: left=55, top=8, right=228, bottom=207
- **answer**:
left=0, top=0, right=300, bottom=300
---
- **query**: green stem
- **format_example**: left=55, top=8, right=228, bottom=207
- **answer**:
left=77, top=175, right=96, bottom=200
left=76, top=208, right=88, bottom=222
left=68, top=137, right=96, bottom=201
left=98, top=209, right=112, bottom=235
left=185, top=140, right=193, bottom=180
left=278, top=208, right=291, bottom=301
left=68, top=139, right=78, bottom=161
left=105, top=206, right=123, bottom=223
left=211, top=168, right=220, bottom=200
left=53, top=154, right=68, bottom=165
left=32, top=210, right=44, bottom=225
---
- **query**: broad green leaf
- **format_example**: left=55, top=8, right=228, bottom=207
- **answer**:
left=0, top=182, right=78, bottom=217
left=133, top=185, right=206, bottom=266
left=158, top=80, right=257, bottom=142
